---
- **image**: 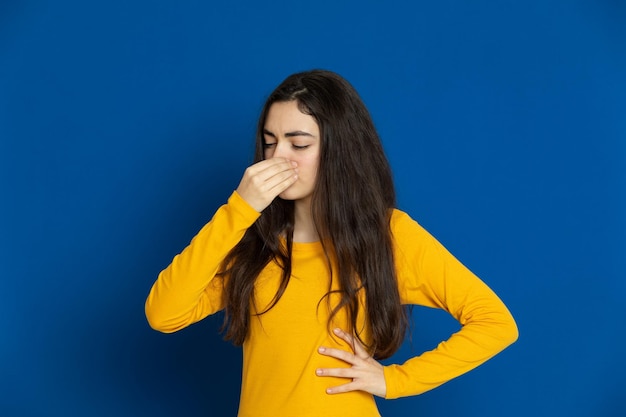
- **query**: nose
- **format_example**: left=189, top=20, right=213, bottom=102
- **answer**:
left=271, top=141, right=291, bottom=159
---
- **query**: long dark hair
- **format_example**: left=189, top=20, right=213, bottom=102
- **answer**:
left=220, top=69, right=407, bottom=359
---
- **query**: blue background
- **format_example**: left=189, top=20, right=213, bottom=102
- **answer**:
left=1, top=1, right=624, bottom=416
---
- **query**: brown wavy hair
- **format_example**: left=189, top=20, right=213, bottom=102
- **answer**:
left=219, top=69, right=407, bottom=359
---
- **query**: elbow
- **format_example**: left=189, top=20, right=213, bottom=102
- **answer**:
left=506, top=319, right=519, bottom=346
left=145, top=301, right=179, bottom=334
left=501, top=310, right=519, bottom=347
left=145, top=316, right=171, bottom=334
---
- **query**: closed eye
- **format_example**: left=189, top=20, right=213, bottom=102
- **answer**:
left=292, top=144, right=310, bottom=150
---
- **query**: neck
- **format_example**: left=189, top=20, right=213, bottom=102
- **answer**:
left=293, top=198, right=319, bottom=243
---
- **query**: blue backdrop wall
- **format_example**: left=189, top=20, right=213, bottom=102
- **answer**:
left=1, top=1, right=624, bottom=416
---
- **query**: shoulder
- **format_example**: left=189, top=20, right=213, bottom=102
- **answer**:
left=390, top=208, right=414, bottom=226
left=388, top=208, right=447, bottom=265
left=389, top=208, right=428, bottom=242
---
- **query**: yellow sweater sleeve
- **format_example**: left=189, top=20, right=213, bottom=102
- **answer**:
left=384, top=210, right=518, bottom=399
left=145, top=191, right=260, bottom=333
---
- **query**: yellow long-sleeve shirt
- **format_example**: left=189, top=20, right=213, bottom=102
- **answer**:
left=145, top=191, right=518, bottom=416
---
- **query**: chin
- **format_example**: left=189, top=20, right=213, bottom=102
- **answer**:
left=278, top=187, right=313, bottom=203
left=278, top=191, right=299, bottom=201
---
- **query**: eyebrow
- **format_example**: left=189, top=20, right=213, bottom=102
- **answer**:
left=263, top=129, right=315, bottom=138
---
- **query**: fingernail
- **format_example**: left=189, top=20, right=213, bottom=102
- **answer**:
left=333, top=328, right=341, bottom=334
left=315, top=369, right=322, bottom=375
left=318, top=347, right=325, bottom=353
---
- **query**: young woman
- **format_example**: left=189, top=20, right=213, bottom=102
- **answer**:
left=145, top=70, right=518, bottom=416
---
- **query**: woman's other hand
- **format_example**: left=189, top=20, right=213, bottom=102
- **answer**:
left=316, top=328, right=387, bottom=398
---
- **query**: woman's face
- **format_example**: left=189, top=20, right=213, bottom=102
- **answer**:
left=263, top=100, right=321, bottom=205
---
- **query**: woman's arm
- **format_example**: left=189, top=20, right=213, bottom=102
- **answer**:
left=145, top=191, right=260, bottom=333
left=383, top=210, right=518, bottom=398
left=145, top=157, right=298, bottom=333
left=315, top=210, right=517, bottom=398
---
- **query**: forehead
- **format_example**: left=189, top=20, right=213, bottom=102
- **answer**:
left=264, top=101, right=319, bottom=134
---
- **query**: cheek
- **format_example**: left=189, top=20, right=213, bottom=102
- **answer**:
left=296, top=156, right=319, bottom=179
